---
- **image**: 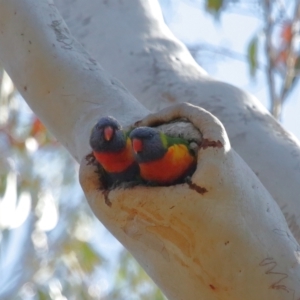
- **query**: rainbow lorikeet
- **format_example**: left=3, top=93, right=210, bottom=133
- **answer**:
left=89, top=116, right=139, bottom=185
left=129, top=127, right=196, bottom=185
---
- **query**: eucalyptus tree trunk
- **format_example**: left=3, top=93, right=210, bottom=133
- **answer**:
left=54, top=0, right=300, bottom=242
left=0, top=0, right=300, bottom=299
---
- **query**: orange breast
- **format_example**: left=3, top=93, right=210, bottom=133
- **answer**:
left=139, top=144, right=195, bottom=184
left=93, top=138, right=134, bottom=173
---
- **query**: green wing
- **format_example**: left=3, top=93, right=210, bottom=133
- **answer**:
left=124, top=129, right=132, bottom=139
left=159, top=132, right=190, bottom=149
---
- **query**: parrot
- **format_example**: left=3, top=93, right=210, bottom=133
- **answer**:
left=89, top=116, right=139, bottom=186
left=129, top=126, right=197, bottom=185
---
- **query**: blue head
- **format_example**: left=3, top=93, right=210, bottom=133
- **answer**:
left=89, top=116, right=126, bottom=152
left=129, top=127, right=167, bottom=163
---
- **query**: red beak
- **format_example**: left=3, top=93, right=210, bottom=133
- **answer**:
left=104, top=126, right=114, bottom=141
left=132, top=138, right=143, bottom=153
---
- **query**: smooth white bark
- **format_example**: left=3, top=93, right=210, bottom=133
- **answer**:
left=80, top=103, right=300, bottom=300
left=0, top=0, right=300, bottom=299
left=0, top=0, right=148, bottom=161
left=55, top=0, right=300, bottom=242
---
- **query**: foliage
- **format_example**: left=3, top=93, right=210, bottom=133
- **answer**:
left=2, top=0, right=299, bottom=299
left=205, top=0, right=223, bottom=14
left=186, top=0, right=300, bottom=119
left=247, top=36, right=258, bottom=77
left=108, top=250, right=167, bottom=300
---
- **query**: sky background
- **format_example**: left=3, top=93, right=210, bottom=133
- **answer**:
left=2, top=1, right=300, bottom=298
left=160, top=0, right=300, bottom=140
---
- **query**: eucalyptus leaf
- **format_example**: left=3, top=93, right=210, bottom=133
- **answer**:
left=248, top=36, right=258, bottom=77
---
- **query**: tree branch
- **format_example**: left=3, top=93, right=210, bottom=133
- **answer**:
left=280, top=1, right=300, bottom=105
left=0, top=0, right=149, bottom=162
left=55, top=0, right=300, bottom=243
left=80, top=103, right=300, bottom=300
left=1, top=1, right=300, bottom=298
left=264, top=0, right=281, bottom=118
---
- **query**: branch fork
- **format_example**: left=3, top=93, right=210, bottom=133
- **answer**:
left=80, top=103, right=300, bottom=300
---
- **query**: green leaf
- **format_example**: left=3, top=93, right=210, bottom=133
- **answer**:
left=205, top=0, right=223, bottom=13
left=247, top=36, right=258, bottom=77
left=64, top=240, right=103, bottom=274
left=36, top=289, right=49, bottom=300
left=0, top=175, right=7, bottom=197
left=113, top=250, right=165, bottom=298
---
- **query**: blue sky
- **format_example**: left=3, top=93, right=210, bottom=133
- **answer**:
left=160, top=0, right=300, bottom=140
left=2, top=2, right=299, bottom=298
